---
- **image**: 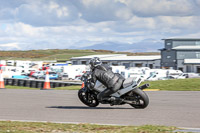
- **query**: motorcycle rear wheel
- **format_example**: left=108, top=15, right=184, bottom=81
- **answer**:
left=129, top=88, right=149, bottom=109
left=78, top=89, right=99, bottom=107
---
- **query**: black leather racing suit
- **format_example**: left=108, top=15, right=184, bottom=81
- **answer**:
left=91, top=64, right=124, bottom=101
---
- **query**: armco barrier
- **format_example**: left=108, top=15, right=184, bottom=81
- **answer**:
left=4, top=78, right=82, bottom=89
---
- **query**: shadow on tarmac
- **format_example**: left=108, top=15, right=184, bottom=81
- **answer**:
left=47, top=106, right=133, bottom=110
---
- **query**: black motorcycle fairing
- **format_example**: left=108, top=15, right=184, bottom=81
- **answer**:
left=122, top=77, right=134, bottom=88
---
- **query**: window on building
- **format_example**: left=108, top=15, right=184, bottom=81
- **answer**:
left=167, top=56, right=171, bottom=59
left=122, top=63, right=130, bottom=68
left=172, top=40, right=200, bottom=47
left=178, top=67, right=183, bottom=71
left=102, top=62, right=108, bottom=64
left=81, top=61, right=87, bottom=65
left=72, top=61, right=78, bottom=65
left=177, top=52, right=185, bottom=59
left=173, top=41, right=197, bottom=47
left=149, top=64, right=153, bottom=69
left=197, top=67, right=200, bottom=73
left=196, top=52, right=200, bottom=58
left=186, top=65, right=193, bottom=72
left=195, top=41, right=200, bottom=46
left=112, top=62, right=118, bottom=66
left=167, top=42, right=171, bottom=45
left=177, top=51, right=200, bottom=59
left=135, top=63, right=142, bottom=67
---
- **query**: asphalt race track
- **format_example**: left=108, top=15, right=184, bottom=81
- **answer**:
left=0, top=89, right=200, bottom=128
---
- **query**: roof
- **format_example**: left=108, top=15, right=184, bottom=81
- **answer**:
left=70, top=54, right=126, bottom=60
left=172, top=46, right=200, bottom=50
left=71, top=54, right=161, bottom=61
left=184, top=59, right=200, bottom=64
left=162, top=38, right=200, bottom=41
left=102, top=55, right=161, bottom=61
left=158, top=48, right=166, bottom=51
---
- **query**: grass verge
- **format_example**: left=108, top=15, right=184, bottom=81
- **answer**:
left=142, top=78, right=200, bottom=91
left=0, top=121, right=177, bottom=133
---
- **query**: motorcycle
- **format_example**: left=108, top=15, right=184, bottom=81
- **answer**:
left=78, top=71, right=149, bottom=109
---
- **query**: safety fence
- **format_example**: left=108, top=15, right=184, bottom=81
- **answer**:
left=4, top=78, right=82, bottom=89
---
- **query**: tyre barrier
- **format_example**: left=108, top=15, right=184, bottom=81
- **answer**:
left=4, top=78, right=82, bottom=89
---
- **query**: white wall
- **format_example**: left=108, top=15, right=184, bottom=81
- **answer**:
left=16, top=60, right=31, bottom=68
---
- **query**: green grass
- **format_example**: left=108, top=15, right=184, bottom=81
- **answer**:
left=142, top=78, right=200, bottom=91
left=0, top=121, right=177, bottom=133
left=5, top=78, right=200, bottom=91
left=5, top=86, right=36, bottom=90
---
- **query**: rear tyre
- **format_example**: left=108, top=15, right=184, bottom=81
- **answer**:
left=78, top=89, right=99, bottom=107
left=129, top=88, right=149, bottom=109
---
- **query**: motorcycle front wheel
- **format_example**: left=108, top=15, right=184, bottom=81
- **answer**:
left=129, top=88, right=149, bottom=109
left=78, top=89, right=99, bottom=107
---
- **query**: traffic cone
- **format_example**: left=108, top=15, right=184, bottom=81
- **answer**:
left=41, top=70, right=51, bottom=90
left=0, top=69, right=5, bottom=89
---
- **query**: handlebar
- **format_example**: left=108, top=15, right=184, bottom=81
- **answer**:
left=81, top=71, right=92, bottom=81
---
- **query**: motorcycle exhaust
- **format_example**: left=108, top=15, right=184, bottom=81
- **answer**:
left=138, top=84, right=150, bottom=90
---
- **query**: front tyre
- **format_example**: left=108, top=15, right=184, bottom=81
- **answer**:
left=129, top=88, right=149, bottom=109
left=78, top=89, right=99, bottom=107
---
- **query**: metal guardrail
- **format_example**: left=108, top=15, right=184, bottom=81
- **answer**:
left=4, top=78, right=82, bottom=89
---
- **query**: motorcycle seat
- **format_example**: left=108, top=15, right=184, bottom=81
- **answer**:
left=123, top=77, right=134, bottom=88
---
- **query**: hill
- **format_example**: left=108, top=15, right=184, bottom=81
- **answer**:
left=78, top=39, right=163, bottom=52
left=0, top=49, right=160, bottom=61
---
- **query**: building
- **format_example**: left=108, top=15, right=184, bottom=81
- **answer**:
left=71, top=54, right=161, bottom=69
left=160, top=38, right=200, bottom=73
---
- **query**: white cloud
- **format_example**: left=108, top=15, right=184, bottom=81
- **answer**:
left=124, top=0, right=195, bottom=17
left=4, top=22, right=45, bottom=37
left=0, top=42, right=20, bottom=50
left=79, top=0, right=132, bottom=22
left=13, top=0, right=80, bottom=26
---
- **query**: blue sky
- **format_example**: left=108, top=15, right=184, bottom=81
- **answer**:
left=0, top=0, right=200, bottom=50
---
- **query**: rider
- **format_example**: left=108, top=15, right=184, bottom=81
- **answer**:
left=89, top=57, right=124, bottom=102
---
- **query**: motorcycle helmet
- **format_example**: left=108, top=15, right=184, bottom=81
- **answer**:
left=89, top=57, right=102, bottom=70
